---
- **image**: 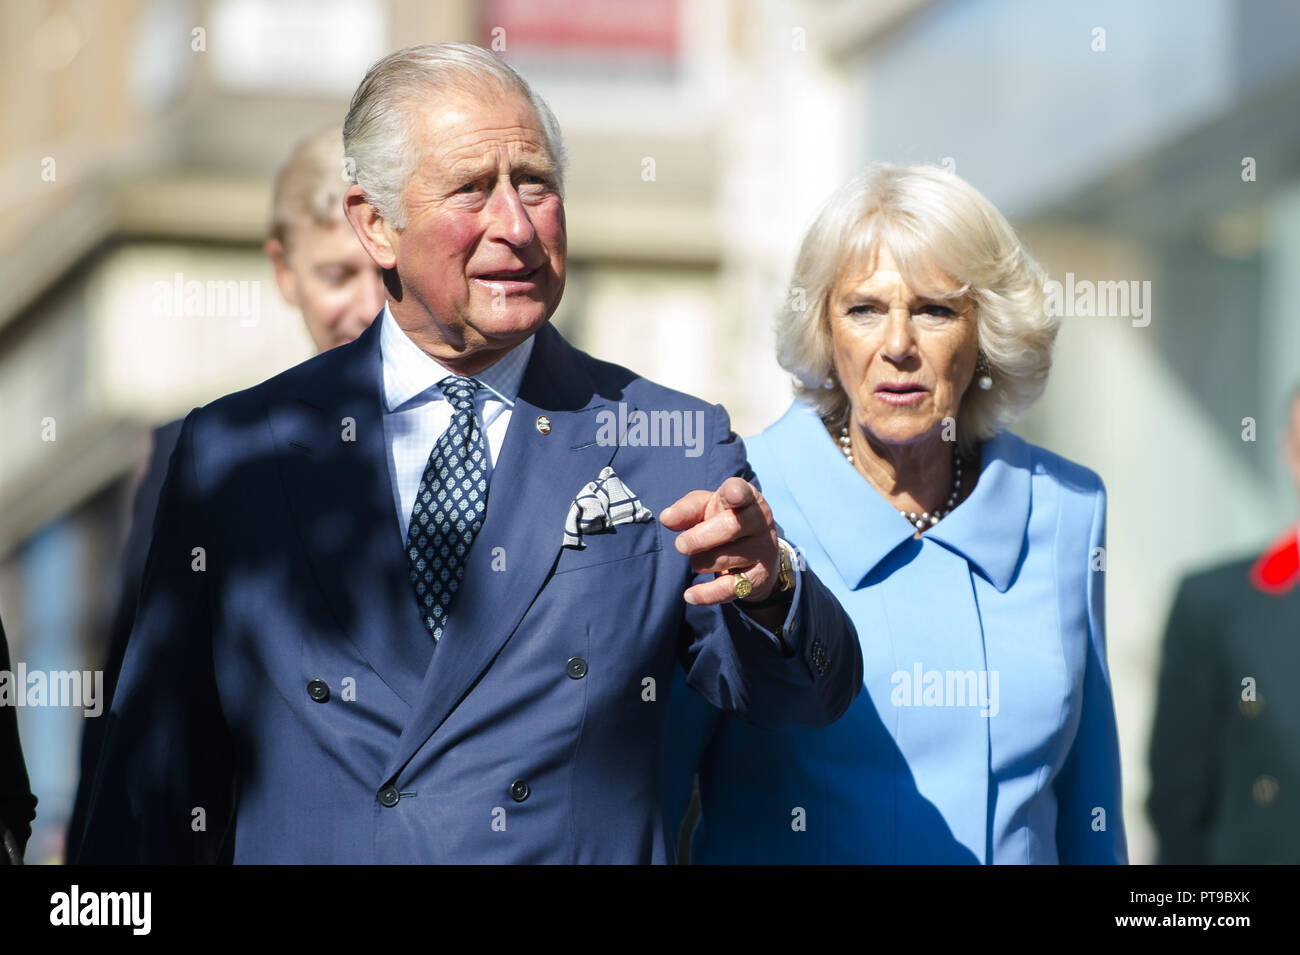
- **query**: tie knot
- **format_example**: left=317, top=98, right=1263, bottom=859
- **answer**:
left=438, top=375, right=480, bottom=413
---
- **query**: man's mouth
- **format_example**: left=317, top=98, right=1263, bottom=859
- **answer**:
left=474, top=266, right=541, bottom=283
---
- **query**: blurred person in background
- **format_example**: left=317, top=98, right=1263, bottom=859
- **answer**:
left=665, top=162, right=1128, bottom=864
left=1148, top=387, right=1300, bottom=863
left=264, top=127, right=389, bottom=354
left=64, top=127, right=384, bottom=863
left=1, top=613, right=38, bottom=864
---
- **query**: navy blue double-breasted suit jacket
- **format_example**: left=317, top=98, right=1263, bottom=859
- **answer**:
left=79, top=315, right=860, bottom=863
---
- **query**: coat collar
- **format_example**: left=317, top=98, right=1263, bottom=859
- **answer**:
left=1250, top=525, right=1300, bottom=595
left=765, top=401, right=1030, bottom=592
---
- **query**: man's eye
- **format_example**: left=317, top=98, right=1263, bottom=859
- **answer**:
left=455, top=182, right=479, bottom=194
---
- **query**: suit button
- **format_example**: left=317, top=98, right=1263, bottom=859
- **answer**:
left=1252, top=775, right=1279, bottom=807
left=565, top=657, right=588, bottom=679
left=1239, top=694, right=1264, bottom=717
left=307, top=679, right=330, bottom=703
left=510, top=779, right=530, bottom=802
left=378, top=785, right=400, bottom=808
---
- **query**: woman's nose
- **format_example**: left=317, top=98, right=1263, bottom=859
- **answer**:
left=881, top=309, right=918, bottom=361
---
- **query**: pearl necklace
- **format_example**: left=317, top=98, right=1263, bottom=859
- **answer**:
left=839, top=426, right=963, bottom=530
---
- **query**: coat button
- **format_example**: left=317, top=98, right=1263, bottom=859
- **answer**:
left=510, top=779, right=530, bottom=802
left=1252, top=775, right=1279, bottom=807
left=307, top=679, right=330, bottom=703
left=566, top=657, right=588, bottom=679
left=378, top=785, right=400, bottom=808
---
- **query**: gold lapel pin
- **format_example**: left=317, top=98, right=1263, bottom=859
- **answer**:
left=536, top=415, right=552, bottom=435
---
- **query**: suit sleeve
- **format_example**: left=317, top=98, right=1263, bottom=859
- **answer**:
left=1146, top=574, right=1221, bottom=864
left=1054, top=481, right=1128, bottom=863
left=676, top=403, right=862, bottom=730
left=78, top=411, right=236, bottom=864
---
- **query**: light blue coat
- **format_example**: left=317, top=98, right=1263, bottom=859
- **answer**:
left=665, top=400, right=1128, bottom=863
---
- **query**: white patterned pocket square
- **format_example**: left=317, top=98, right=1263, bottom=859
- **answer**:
left=562, top=466, right=653, bottom=549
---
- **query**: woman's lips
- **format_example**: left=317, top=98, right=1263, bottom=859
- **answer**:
left=874, top=384, right=928, bottom=406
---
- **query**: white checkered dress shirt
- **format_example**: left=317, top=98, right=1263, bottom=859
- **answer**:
left=379, top=303, right=802, bottom=648
left=380, top=302, right=535, bottom=542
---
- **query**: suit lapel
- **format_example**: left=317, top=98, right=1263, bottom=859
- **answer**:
left=268, top=317, right=434, bottom=707
left=384, top=323, right=614, bottom=780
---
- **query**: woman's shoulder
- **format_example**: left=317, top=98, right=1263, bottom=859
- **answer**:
left=745, top=400, right=824, bottom=453
left=991, top=430, right=1105, bottom=501
left=742, top=400, right=827, bottom=487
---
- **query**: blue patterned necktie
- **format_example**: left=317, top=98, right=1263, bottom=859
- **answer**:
left=405, top=375, right=489, bottom=641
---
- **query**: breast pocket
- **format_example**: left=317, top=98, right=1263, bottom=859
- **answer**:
left=552, top=520, right=663, bottom=575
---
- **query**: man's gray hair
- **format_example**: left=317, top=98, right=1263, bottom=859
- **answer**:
left=342, top=42, right=567, bottom=229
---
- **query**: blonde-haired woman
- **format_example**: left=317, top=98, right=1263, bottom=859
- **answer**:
left=665, top=163, right=1127, bottom=863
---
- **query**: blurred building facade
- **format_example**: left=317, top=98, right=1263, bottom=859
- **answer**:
left=2, top=0, right=1298, bottom=863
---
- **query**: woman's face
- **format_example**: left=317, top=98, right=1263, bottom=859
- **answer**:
left=828, top=245, right=980, bottom=450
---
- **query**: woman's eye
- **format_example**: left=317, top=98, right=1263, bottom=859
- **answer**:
left=921, top=305, right=954, bottom=316
left=847, top=304, right=884, bottom=316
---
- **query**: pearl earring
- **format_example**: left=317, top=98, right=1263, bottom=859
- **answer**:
left=975, top=353, right=993, bottom=391
left=822, top=376, right=835, bottom=390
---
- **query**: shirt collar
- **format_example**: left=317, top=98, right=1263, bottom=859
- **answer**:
left=768, top=401, right=1030, bottom=592
left=379, top=301, right=535, bottom=413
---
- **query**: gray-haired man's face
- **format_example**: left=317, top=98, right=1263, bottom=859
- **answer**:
left=383, top=85, right=566, bottom=364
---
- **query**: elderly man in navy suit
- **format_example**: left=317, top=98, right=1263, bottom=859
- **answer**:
left=79, top=43, right=860, bottom=864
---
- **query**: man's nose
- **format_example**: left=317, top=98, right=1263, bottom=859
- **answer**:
left=485, top=181, right=536, bottom=247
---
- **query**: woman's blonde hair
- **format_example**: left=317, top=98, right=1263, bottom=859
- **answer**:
left=776, top=162, right=1058, bottom=454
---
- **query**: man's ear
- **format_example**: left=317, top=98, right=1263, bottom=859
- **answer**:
left=344, top=184, right=399, bottom=270
left=264, top=237, right=300, bottom=307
